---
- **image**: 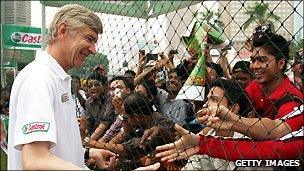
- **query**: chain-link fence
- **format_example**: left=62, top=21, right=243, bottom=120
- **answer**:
left=65, top=1, right=304, bottom=170
left=3, top=0, right=304, bottom=170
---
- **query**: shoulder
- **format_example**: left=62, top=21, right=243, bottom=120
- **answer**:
left=245, top=80, right=260, bottom=95
left=12, top=64, right=55, bottom=97
left=284, top=80, right=303, bottom=99
left=16, top=61, right=54, bottom=84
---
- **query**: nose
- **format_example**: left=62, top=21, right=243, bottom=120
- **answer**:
left=250, top=60, right=261, bottom=70
left=89, top=44, right=97, bottom=54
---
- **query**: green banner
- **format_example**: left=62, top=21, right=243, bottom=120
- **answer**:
left=1, top=24, right=44, bottom=50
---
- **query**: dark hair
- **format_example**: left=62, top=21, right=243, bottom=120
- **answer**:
left=211, top=78, right=252, bottom=116
left=124, top=70, right=136, bottom=77
left=252, top=32, right=290, bottom=72
left=141, top=79, right=158, bottom=98
left=87, top=72, right=107, bottom=85
left=232, top=61, right=253, bottom=77
left=124, top=92, right=154, bottom=116
left=110, top=75, right=135, bottom=91
left=206, top=62, right=224, bottom=78
left=175, top=63, right=189, bottom=83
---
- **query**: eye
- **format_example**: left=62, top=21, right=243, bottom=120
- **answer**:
left=85, top=36, right=94, bottom=43
left=250, top=57, right=256, bottom=63
left=260, top=57, right=268, bottom=63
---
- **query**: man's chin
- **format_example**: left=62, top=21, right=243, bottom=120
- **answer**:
left=255, top=78, right=264, bottom=84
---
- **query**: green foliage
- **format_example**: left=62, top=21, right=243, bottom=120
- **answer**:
left=243, top=2, right=280, bottom=31
left=70, top=53, right=109, bottom=78
left=195, top=9, right=225, bottom=32
left=0, top=148, right=7, bottom=170
left=289, top=38, right=304, bottom=61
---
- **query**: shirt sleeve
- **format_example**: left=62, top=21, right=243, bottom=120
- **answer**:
left=198, top=135, right=303, bottom=161
left=279, top=105, right=304, bottom=132
left=14, top=74, right=57, bottom=150
left=101, top=117, right=123, bottom=142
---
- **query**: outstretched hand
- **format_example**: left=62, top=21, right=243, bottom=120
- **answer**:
left=155, top=124, right=199, bottom=162
left=90, top=148, right=118, bottom=170
left=140, top=125, right=161, bottom=148
left=134, top=162, right=161, bottom=170
left=196, top=105, right=236, bottom=131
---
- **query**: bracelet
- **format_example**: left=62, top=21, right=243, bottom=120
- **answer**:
left=84, top=147, right=90, bottom=159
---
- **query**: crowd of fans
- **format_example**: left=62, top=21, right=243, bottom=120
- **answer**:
left=1, top=24, right=303, bottom=170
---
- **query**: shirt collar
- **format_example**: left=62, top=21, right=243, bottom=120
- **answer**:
left=35, top=50, right=70, bottom=81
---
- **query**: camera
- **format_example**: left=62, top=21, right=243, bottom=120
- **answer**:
left=114, top=88, right=122, bottom=98
left=255, top=24, right=272, bottom=35
left=295, top=51, right=304, bottom=64
left=222, top=43, right=232, bottom=51
left=139, top=50, right=145, bottom=55
left=169, top=49, right=178, bottom=55
left=146, top=53, right=158, bottom=61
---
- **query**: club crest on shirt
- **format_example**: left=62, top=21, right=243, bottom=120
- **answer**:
left=61, top=93, right=69, bottom=102
left=22, top=122, right=50, bottom=134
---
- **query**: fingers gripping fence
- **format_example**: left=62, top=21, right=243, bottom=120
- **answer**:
left=42, top=1, right=303, bottom=170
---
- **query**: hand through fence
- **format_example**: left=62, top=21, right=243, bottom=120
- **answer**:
left=196, top=105, right=237, bottom=131
left=155, top=124, right=199, bottom=162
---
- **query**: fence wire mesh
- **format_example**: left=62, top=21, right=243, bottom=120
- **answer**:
left=70, top=1, right=304, bottom=170
left=2, top=0, right=303, bottom=170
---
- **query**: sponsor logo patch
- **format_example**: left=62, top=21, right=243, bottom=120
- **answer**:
left=22, top=122, right=50, bottom=134
left=61, top=93, right=69, bottom=102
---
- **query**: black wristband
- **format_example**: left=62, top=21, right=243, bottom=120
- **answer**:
left=84, top=147, right=90, bottom=159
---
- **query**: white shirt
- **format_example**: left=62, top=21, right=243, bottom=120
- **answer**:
left=8, top=50, right=85, bottom=169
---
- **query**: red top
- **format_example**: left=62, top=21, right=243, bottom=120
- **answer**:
left=198, top=133, right=303, bottom=160
left=245, top=76, right=303, bottom=130
left=198, top=105, right=303, bottom=160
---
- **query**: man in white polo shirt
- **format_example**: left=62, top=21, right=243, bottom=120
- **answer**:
left=8, top=4, right=118, bottom=170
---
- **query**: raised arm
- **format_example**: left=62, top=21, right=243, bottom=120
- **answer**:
left=196, top=105, right=298, bottom=140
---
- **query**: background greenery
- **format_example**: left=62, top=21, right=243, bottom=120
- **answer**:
left=0, top=149, right=7, bottom=170
left=70, top=53, right=109, bottom=79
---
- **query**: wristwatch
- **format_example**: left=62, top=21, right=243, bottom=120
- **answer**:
left=84, top=147, right=90, bottom=159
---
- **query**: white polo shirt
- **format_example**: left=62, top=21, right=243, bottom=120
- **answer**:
left=8, top=50, right=85, bottom=169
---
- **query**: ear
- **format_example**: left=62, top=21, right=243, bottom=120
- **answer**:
left=230, top=103, right=240, bottom=113
left=56, top=22, right=68, bottom=39
left=277, top=58, right=286, bottom=70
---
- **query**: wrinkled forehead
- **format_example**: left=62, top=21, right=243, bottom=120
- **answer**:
left=72, top=26, right=98, bottom=41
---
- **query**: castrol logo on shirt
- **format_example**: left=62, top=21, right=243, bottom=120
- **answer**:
left=11, top=32, right=42, bottom=45
left=22, top=122, right=50, bottom=134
